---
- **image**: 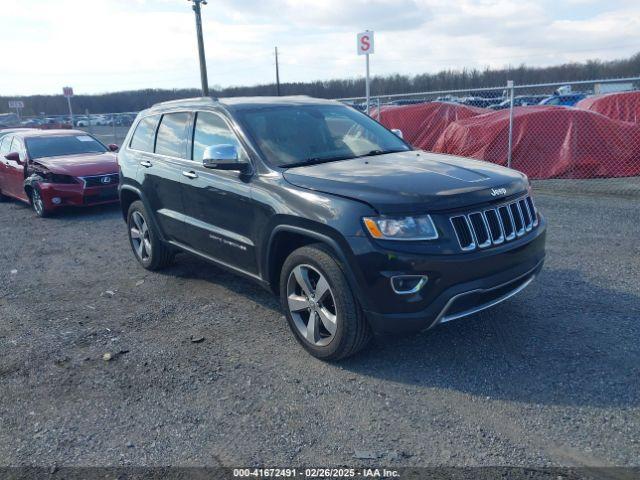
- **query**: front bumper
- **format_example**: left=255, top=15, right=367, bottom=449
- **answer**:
left=38, top=182, right=119, bottom=209
left=348, top=218, right=546, bottom=334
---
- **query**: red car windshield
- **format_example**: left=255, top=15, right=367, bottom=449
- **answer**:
left=26, top=135, right=108, bottom=159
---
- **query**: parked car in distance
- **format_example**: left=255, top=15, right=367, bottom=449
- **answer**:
left=389, top=99, right=429, bottom=106
left=20, top=119, right=43, bottom=127
left=458, top=96, right=500, bottom=108
left=118, top=96, right=546, bottom=360
left=539, top=93, right=587, bottom=106
left=489, top=95, right=548, bottom=109
left=0, top=130, right=120, bottom=217
left=74, top=117, right=93, bottom=127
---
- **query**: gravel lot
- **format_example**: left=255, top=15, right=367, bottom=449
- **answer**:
left=0, top=190, right=638, bottom=470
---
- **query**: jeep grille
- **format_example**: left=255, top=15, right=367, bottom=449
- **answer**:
left=450, top=195, right=538, bottom=252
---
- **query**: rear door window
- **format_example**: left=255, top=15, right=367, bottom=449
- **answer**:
left=155, top=112, right=191, bottom=159
left=130, top=115, right=160, bottom=152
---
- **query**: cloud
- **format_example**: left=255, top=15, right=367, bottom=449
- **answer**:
left=216, top=0, right=430, bottom=30
left=0, top=0, right=637, bottom=96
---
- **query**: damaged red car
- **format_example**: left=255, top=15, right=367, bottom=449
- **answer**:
left=0, top=130, right=119, bottom=217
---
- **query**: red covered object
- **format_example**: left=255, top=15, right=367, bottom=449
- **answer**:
left=576, top=91, right=640, bottom=123
left=377, top=101, right=488, bottom=150
left=432, top=106, right=640, bottom=179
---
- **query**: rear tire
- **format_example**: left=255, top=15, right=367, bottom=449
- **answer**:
left=280, top=244, right=371, bottom=360
left=127, top=200, right=173, bottom=270
left=30, top=186, right=50, bottom=218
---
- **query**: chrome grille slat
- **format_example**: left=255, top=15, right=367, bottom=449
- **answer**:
left=484, top=209, right=504, bottom=245
left=468, top=212, right=492, bottom=248
left=510, top=202, right=526, bottom=236
left=498, top=205, right=516, bottom=241
left=450, top=215, right=476, bottom=251
left=450, top=195, right=538, bottom=252
left=526, top=196, right=538, bottom=227
left=519, top=199, right=533, bottom=231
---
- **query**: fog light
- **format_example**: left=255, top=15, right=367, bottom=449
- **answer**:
left=52, top=197, right=62, bottom=205
left=391, top=275, right=428, bottom=295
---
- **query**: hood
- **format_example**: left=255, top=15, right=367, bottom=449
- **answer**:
left=33, top=152, right=118, bottom=177
left=283, top=150, right=528, bottom=214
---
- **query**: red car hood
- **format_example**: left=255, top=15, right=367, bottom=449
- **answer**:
left=33, top=152, right=118, bottom=177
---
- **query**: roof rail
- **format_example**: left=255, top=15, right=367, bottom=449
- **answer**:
left=150, top=96, right=219, bottom=109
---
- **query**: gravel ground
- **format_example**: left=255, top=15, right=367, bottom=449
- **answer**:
left=0, top=190, right=638, bottom=469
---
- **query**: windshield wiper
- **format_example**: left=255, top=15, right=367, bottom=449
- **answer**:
left=281, top=149, right=408, bottom=168
left=282, top=155, right=356, bottom=168
left=355, top=149, right=404, bottom=158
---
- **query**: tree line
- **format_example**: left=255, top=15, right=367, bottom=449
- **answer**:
left=3, top=53, right=639, bottom=116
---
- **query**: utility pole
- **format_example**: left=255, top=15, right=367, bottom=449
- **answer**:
left=189, top=0, right=209, bottom=96
left=275, top=47, right=281, bottom=96
left=66, top=95, right=74, bottom=126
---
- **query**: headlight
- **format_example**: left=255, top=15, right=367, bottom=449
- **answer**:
left=44, top=173, right=78, bottom=184
left=363, top=214, right=438, bottom=241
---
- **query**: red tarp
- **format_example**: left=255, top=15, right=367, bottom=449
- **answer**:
left=576, top=91, right=640, bottom=123
left=432, top=106, right=640, bottom=179
left=377, top=102, right=488, bottom=150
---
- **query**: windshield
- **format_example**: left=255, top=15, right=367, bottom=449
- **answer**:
left=235, top=104, right=411, bottom=167
left=26, top=135, right=107, bottom=160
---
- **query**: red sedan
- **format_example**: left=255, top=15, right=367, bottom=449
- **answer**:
left=0, top=129, right=119, bottom=217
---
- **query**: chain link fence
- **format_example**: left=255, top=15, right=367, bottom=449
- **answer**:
left=0, top=112, right=136, bottom=146
left=339, top=77, right=640, bottom=196
left=3, top=78, right=640, bottom=196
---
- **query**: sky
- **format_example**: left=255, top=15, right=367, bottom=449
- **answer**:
left=0, top=0, right=639, bottom=96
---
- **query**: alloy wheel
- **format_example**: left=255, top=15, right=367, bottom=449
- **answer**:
left=286, top=264, right=338, bottom=347
left=130, top=211, right=152, bottom=261
left=32, top=189, right=44, bottom=216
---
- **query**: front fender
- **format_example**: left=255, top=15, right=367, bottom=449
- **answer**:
left=264, top=222, right=372, bottom=311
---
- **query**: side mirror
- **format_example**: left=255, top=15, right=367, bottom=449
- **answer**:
left=5, top=152, right=22, bottom=164
left=202, top=144, right=248, bottom=172
left=108, top=144, right=119, bottom=152
left=391, top=129, right=404, bottom=139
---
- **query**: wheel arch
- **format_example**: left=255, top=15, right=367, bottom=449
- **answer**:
left=119, top=184, right=168, bottom=244
left=265, top=225, right=367, bottom=308
left=119, top=184, right=143, bottom=221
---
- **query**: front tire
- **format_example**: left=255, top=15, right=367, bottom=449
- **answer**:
left=280, top=244, right=371, bottom=360
left=127, top=200, right=173, bottom=270
left=30, top=186, right=50, bottom=218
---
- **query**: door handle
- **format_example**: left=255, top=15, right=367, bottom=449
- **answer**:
left=182, top=171, right=198, bottom=179
left=140, top=160, right=152, bottom=168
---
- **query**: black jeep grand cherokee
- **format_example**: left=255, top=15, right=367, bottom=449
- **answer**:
left=118, top=96, right=545, bottom=360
